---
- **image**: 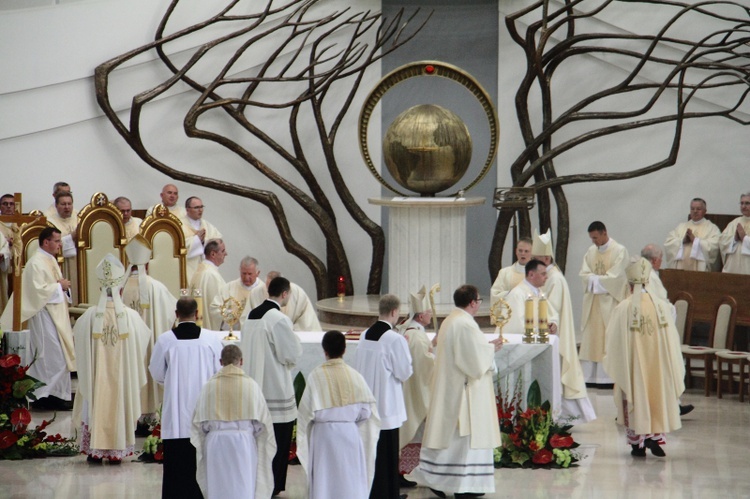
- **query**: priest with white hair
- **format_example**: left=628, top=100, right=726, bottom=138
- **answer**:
left=73, top=254, right=150, bottom=463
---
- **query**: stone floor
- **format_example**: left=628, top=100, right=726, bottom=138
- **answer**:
left=2, top=385, right=749, bottom=498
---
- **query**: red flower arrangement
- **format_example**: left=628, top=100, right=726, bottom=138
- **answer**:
left=494, top=379, right=580, bottom=469
left=139, top=423, right=164, bottom=462
left=0, top=354, right=79, bottom=460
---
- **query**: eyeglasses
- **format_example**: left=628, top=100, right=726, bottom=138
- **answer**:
left=475, top=298, right=484, bottom=304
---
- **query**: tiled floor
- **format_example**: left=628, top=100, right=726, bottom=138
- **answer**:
left=2, top=386, right=749, bottom=498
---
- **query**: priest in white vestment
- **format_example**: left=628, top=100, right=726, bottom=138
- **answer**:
left=42, top=181, right=76, bottom=218
left=0, top=193, right=15, bottom=311
left=144, top=183, right=187, bottom=220
left=353, top=294, right=412, bottom=499
left=603, top=257, right=685, bottom=457
left=1, top=227, right=75, bottom=410
left=253, top=270, right=321, bottom=331
left=490, top=237, right=532, bottom=306
left=211, top=256, right=264, bottom=330
left=578, top=221, right=629, bottom=385
left=73, top=254, right=149, bottom=462
left=114, top=196, right=143, bottom=242
left=719, top=192, right=750, bottom=274
left=45, top=191, right=79, bottom=305
left=150, top=297, right=223, bottom=499
left=664, top=198, right=720, bottom=271
left=530, top=230, right=596, bottom=424
left=191, top=345, right=276, bottom=499
left=411, top=285, right=502, bottom=497
left=297, top=331, right=380, bottom=499
left=122, top=235, right=177, bottom=430
left=397, top=286, right=435, bottom=479
left=189, top=239, right=227, bottom=331
left=239, top=277, right=303, bottom=497
left=181, top=196, right=222, bottom=281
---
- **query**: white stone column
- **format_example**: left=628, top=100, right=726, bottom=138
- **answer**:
left=369, top=197, right=485, bottom=304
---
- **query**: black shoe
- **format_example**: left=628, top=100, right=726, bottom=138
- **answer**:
left=87, top=455, right=103, bottom=464
left=429, top=488, right=447, bottom=498
left=631, top=444, right=646, bottom=457
left=47, top=396, right=73, bottom=411
left=679, top=404, right=694, bottom=416
left=399, top=475, right=417, bottom=488
left=272, top=490, right=280, bottom=497
left=135, top=422, right=151, bottom=437
left=646, top=439, right=666, bottom=457
left=30, top=397, right=50, bottom=410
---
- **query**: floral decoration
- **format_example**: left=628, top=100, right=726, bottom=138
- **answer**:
left=139, top=422, right=164, bottom=462
left=494, top=378, right=580, bottom=469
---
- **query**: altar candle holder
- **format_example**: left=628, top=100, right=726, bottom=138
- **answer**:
left=523, top=296, right=535, bottom=344
left=536, top=296, right=549, bottom=344
left=337, top=275, right=346, bottom=302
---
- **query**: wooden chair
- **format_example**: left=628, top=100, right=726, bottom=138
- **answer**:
left=716, top=351, right=749, bottom=401
left=672, top=291, right=694, bottom=345
left=682, top=295, right=738, bottom=396
left=139, top=204, right=187, bottom=299
left=75, top=193, right=128, bottom=306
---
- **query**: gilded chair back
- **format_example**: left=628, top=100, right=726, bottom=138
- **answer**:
left=139, top=204, right=187, bottom=298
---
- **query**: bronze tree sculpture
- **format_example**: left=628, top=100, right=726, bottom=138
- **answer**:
left=490, top=0, right=750, bottom=276
left=95, top=0, right=429, bottom=298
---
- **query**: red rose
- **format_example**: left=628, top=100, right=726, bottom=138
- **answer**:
left=532, top=449, right=553, bottom=465
left=154, top=448, right=164, bottom=461
left=11, top=407, right=31, bottom=428
left=550, top=434, right=574, bottom=448
left=0, top=430, right=19, bottom=449
left=0, top=354, right=21, bottom=368
left=152, top=425, right=161, bottom=438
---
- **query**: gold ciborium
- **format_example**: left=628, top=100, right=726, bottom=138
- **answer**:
left=220, top=297, right=245, bottom=341
left=489, top=297, right=511, bottom=344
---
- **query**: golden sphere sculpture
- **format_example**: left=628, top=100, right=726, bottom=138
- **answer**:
left=383, top=104, right=472, bottom=196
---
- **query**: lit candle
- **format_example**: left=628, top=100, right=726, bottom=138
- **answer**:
left=538, top=298, right=548, bottom=325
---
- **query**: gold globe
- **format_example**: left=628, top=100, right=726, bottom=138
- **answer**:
left=383, top=104, right=473, bottom=196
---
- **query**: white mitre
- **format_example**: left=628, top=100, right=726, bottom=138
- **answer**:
left=125, top=234, right=152, bottom=308
left=531, top=228, right=554, bottom=257
left=93, top=253, right=129, bottom=337
left=398, top=285, right=429, bottom=333
left=625, top=256, right=651, bottom=333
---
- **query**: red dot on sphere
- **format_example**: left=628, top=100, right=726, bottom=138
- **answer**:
left=425, top=65, right=435, bottom=74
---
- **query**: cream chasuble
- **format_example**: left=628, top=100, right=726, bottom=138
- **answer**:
left=190, top=261, right=226, bottom=330
left=578, top=239, right=629, bottom=363
left=0, top=223, right=11, bottom=311
left=504, top=279, right=559, bottom=335
left=46, top=210, right=79, bottom=304
left=399, top=321, right=434, bottom=449
left=145, top=203, right=186, bottom=220
left=490, top=262, right=524, bottom=306
left=180, top=216, right=222, bottom=281
left=720, top=216, right=750, bottom=274
left=211, top=279, right=252, bottom=329
left=123, top=217, right=143, bottom=242
left=664, top=218, right=720, bottom=271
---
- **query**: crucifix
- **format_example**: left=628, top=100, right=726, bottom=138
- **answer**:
left=0, top=193, right=47, bottom=332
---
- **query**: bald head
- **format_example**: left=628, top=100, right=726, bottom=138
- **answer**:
left=160, top=184, right=179, bottom=208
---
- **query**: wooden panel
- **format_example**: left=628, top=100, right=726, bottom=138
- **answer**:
left=661, top=269, right=750, bottom=326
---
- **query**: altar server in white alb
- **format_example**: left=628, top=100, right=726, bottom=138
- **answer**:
left=412, top=285, right=502, bottom=498
left=490, top=237, right=532, bottom=305
left=664, top=197, right=720, bottom=271
left=353, top=294, right=412, bottom=499
left=149, top=297, right=223, bottom=499
left=252, top=270, right=321, bottom=331
left=73, top=254, right=149, bottom=463
left=191, top=345, right=276, bottom=499
left=1, top=227, right=75, bottom=411
left=240, top=276, right=303, bottom=497
left=297, top=330, right=381, bottom=499
left=603, top=257, right=685, bottom=457
left=397, top=286, right=435, bottom=481
left=121, top=235, right=177, bottom=433
left=530, top=229, right=596, bottom=423
left=719, top=192, right=750, bottom=274
left=578, top=221, right=629, bottom=385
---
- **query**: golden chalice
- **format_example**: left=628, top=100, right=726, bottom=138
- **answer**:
left=220, top=297, right=245, bottom=341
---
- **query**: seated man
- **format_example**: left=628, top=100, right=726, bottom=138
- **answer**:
left=191, top=345, right=276, bottom=499
left=297, top=331, right=381, bottom=499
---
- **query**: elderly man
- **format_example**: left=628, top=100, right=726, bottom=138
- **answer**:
left=113, top=196, right=143, bottom=241
left=211, top=256, right=264, bottom=330
left=719, top=192, right=750, bottom=274
left=530, top=230, right=595, bottom=423
left=354, top=294, right=413, bottom=499
left=46, top=190, right=79, bottom=303
left=191, top=345, right=276, bottom=499
left=73, top=254, right=150, bottom=463
left=181, top=196, right=223, bottom=281
left=297, top=331, right=380, bottom=499
left=251, top=270, right=321, bottom=331
left=603, top=257, right=685, bottom=457
left=240, top=276, right=303, bottom=497
left=150, top=297, right=223, bottom=499
left=397, top=286, right=435, bottom=483
left=189, top=239, right=227, bottom=331
left=664, top=198, right=720, bottom=271
left=490, top=237, right=532, bottom=305
left=578, top=221, right=629, bottom=386
left=411, top=285, right=502, bottom=498
left=145, top=183, right=186, bottom=219
left=0, top=227, right=75, bottom=411
left=0, top=193, right=13, bottom=310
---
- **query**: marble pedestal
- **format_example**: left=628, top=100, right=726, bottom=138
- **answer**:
left=369, top=196, right=485, bottom=304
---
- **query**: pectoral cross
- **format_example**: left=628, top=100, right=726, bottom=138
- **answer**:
left=0, top=193, right=47, bottom=331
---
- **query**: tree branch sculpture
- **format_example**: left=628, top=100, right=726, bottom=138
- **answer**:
left=95, top=0, right=430, bottom=298
left=490, top=0, right=750, bottom=276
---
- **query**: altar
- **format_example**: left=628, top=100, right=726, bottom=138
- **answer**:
left=213, top=330, right=561, bottom=415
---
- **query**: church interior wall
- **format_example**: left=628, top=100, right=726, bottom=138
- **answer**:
left=2, top=0, right=747, bottom=317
